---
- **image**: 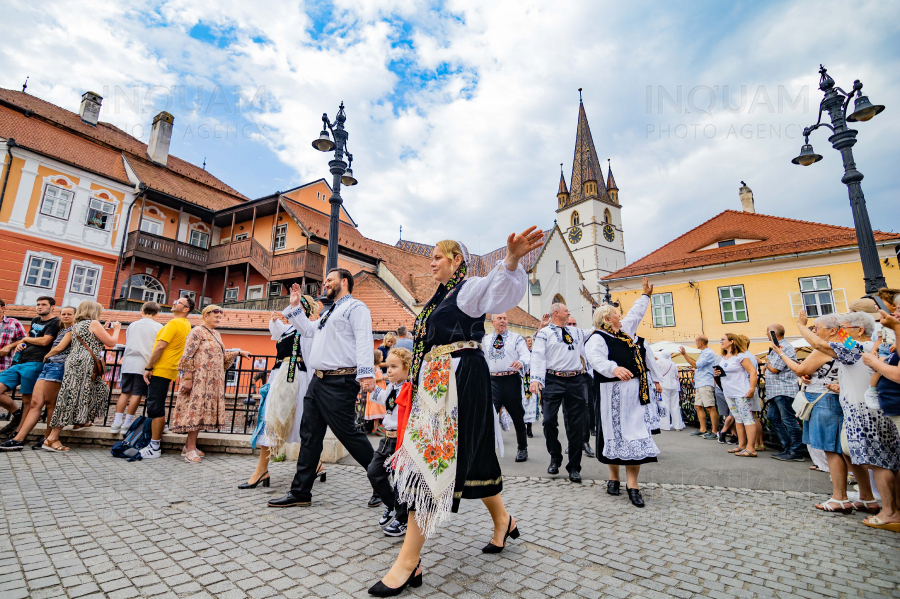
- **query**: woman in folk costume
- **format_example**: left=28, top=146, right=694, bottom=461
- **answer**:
left=243, top=296, right=324, bottom=489
left=655, top=349, right=685, bottom=431
left=585, top=277, right=660, bottom=509
left=370, top=227, right=543, bottom=597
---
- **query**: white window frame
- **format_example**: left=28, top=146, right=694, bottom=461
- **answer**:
left=189, top=228, right=210, bottom=249
left=224, top=287, right=239, bottom=302
left=273, top=223, right=288, bottom=250
left=24, top=255, right=60, bottom=289
left=718, top=285, right=748, bottom=324
left=85, top=197, right=116, bottom=231
left=247, top=285, right=264, bottom=300
left=69, top=265, right=100, bottom=296
left=225, top=369, right=239, bottom=387
left=139, top=217, right=164, bottom=236
left=267, top=282, right=282, bottom=297
left=39, top=184, right=75, bottom=220
left=651, top=292, right=675, bottom=328
left=234, top=232, right=249, bottom=241
left=798, top=276, right=836, bottom=317
left=179, top=290, right=197, bottom=301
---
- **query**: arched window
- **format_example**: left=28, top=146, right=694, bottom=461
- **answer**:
left=120, top=274, right=166, bottom=303
left=571, top=211, right=580, bottom=227
left=552, top=293, right=566, bottom=306
left=604, top=208, right=612, bottom=224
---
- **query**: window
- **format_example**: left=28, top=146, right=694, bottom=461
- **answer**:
left=555, top=260, right=560, bottom=273
left=572, top=211, right=580, bottom=227
left=799, top=276, right=835, bottom=317
left=69, top=265, right=99, bottom=295
left=268, top=282, right=282, bottom=297
left=179, top=290, right=197, bottom=301
left=224, top=287, right=239, bottom=302
left=718, top=285, right=748, bottom=323
left=718, top=239, right=736, bottom=248
left=40, top=185, right=74, bottom=219
left=121, top=274, right=165, bottom=303
left=274, top=224, right=287, bottom=250
left=139, top=218, right=163, bottom=236
left=189, top=229, right=210, bottom=249
left=247, top=285, right=264, bottom=300
left=234, top=233, right=248, bottom=241
left=225, top=369, right=239, bottom=387
left=25, top=257, right=58, bottom=288
left=651, top=293, right=675, bottom=327
left=85, top=198, right=115, bottom=230
left=603, top=208, right=612, bottom=224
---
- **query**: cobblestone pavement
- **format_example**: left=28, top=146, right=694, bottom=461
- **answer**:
left=1, top=448, right=899, bottom=599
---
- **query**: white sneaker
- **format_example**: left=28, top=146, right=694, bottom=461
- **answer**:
left=139, top=445, right=161, bottom=459
left=109, top=424, right=122, bottom=434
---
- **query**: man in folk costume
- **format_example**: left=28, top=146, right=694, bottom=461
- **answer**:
left=521, top=335, right=537, bottom=438
left=585, top=277, right=660, bottom=508
left=370, top=228, right=543, bottom=597
left=268, top=268, right=378, bottom=508
left=567, top=314, right=597, bottom=458
left=482, top=312, right=531, bottom=462
left=530, top=303, right=589, bottom=484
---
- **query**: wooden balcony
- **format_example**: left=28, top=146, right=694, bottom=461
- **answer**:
left=207, top=238, right=324, bottom=281
left=113, top=298, right=174, bottom=313
left=123, top=231, right=209, bottom=270
left=221, top=296, right=291, bottom=312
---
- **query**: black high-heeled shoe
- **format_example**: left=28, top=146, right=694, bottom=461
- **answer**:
left=238, top=472, right=270, bottom=489
left=316, top=464, right=326, bottom=483
left=482, top=516, right=520, bottom=553
left=368, top=560, right=422, bottom=596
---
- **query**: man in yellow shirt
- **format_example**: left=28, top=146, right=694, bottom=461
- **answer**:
left=139, top=296, right=194, bottom=459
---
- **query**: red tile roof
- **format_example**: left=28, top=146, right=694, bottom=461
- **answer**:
left=506, top=307, right=540, bottom=329
left=604, top=210, right=900, bottom=280
left=0, top=88, right=247, bottom=211
left=282, top=198, right=381, bottom=258
left=395, top=231, right=550, bottom=279
left=352, top=273, right=417, bottom=331
left=369, top=239, right=438, bottom=304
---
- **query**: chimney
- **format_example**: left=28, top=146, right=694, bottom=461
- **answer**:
left=147, top=111, right=174, bottom=166
left=739, top=181, right=755, bottom=213
left=79, top=91, right=103, bottom=126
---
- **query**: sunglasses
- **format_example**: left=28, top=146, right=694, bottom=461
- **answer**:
left=208, top=309, right=224, bottom=315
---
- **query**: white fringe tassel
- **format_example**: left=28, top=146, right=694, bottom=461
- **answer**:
left=388, top=446, right=455, bottom=540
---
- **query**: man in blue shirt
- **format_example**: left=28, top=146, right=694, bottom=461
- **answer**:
left=679, top=336, right=719, bottom=439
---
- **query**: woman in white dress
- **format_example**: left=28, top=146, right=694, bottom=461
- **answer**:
left=655, top=350, right=684, bottom=430
left=585, top=277, right=660, bottom=508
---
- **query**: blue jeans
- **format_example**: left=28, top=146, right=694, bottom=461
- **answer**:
left=767, top=394, right=802, bottom=455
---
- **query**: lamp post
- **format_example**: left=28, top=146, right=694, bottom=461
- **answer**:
left=311, top=102, right=358, bottom=272
left=792, top=65, right=886, bottom=294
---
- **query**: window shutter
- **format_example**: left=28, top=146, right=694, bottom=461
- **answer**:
left=833, top=288, right=848, bottom=313
left=110, top=214, right=119, bottom=231
left=80, top=206, right=88, bottom=224
left=789, top=292, right=804, bottom=317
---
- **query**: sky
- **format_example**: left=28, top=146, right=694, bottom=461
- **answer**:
left=1, top=0, right=898, bottom=261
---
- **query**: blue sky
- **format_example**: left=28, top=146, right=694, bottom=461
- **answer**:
left=1, top=0, right=898, bottom=260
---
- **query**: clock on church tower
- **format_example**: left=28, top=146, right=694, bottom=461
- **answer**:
left=568, top=227, right=582, bottom=244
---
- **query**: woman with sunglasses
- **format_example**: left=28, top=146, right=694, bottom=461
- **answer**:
left=171, top=305, right=250, bottom=462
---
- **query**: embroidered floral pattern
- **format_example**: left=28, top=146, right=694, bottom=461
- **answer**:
left=409, top=409, right=457, bottom=477
left=422, top=354, right=451, bottom=399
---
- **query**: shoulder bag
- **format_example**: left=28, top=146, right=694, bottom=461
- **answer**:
left=74, top=328, right=106, bottom=382
left=792, top=389, right=827, bottom=421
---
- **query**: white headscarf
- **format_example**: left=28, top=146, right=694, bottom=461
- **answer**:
left=655, top=349, right=680, bottom=389
left=454, top=240, right=471, bottom=267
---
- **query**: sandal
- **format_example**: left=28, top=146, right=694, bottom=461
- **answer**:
left=815, top=498, right=854, bottom=514
left=73, top=423, right=94, bottom=430
left=809, top=465, right=822, bottom=471
left=727, top=447, right=743, bottom=454
left=42, top=440, right=70, bottom=452
left=736, top=450, right=758, bottom=458
left=184, top=449, right=202, bottom=463
left=862, top=515, right=900, bottom=532
left=181, top=446, right=205, bottom=457
left=852, top=500, right=881, bottom=514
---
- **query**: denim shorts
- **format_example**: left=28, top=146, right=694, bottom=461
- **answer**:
left=0, top=361, right=45, bottom=395
left=801, top=392, right=843, bottom=453
left=37, top=362, right=65, bottom=383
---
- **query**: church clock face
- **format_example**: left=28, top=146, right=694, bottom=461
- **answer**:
left=603, top=224, right=615, bottom=242
left=568, top=226, right=582, bottom=244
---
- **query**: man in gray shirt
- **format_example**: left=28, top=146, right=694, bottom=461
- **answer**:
left=394, top=325, right=414, bottom=351
left=765, top=324, right=802, bottom=461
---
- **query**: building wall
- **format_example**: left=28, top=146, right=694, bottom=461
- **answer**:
left=607, top=248, right=900, bottom=355
left=518, top=228, right=593, bottom=327
left=282, top=181, right=353, bottom=225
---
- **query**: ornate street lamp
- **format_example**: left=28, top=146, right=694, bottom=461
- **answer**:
left=311, top=102, right=358, bottom=271
left=792, top=65, right=886, bottom=293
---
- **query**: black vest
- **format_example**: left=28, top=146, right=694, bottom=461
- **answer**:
left=591, top=330, right=647, bottom=383
left=423, top=280, right=485, bottom=352
left=273, top=331, right=306, bottom=372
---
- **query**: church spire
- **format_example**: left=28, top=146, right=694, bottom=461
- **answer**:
left=606, top=158, right=618, bottom=204
left=564, top=90, right=611, bottom=209
left=557, top=163, right=570, bottom=209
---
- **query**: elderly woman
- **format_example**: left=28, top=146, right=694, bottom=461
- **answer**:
left=585, top=278, right=660, bottom=508
left=172, top=305, right=250, bottom=463
left=371, top=228, right=542, bottom=596
left=43, top=302, right=121, bottom=452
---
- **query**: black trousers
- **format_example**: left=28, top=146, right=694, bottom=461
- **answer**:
left=542, top=373, right=587, bottom=473
left=562, top=373, right=593, bottom=443
left=491, top=374, right=528, bottom=451
left=290, top=374, right=375, bottom=501
left=367, top=436, right=408, bottom=523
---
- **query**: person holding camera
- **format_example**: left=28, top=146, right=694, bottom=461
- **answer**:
left=764, top=324, right=802, bottom=461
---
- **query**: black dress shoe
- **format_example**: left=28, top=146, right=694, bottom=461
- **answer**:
left=583, top=442, right=595, bottom=458
left=368, top=561, right=422, bottom=596
left=515, top=449, right=528, bottom=462
left=547, top=462, right=559, bottom=475
left=368, top=494, right=383, bottom=508
left=606, top=480, right=620, bottom=496
left=626, top=487, right=645, bottom=507
left=569, top=470, right=582, bottom=484
left=0, top=409, right=21, bottom=435
left=267, top=492, right=311, bottom=508
left=526, top=423, right=533, bottom=438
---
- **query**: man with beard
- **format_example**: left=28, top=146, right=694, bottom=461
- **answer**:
left=268, top=268, right=378, bottom=508
left=483, top=312, right=531, bottom=461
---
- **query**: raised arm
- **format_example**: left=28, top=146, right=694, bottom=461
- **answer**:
left=621, top=278, right=654, bottom=337
left=282, top=284, right=315, bottom=335
left=89, top=320, right=122, bottom=348
left=679, top=346, right=698, bottom=369
left=268, top=312, right=289, bottom=340
left=456, top=261, right=528, bottom=318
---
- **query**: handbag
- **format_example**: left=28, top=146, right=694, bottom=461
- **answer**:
left=792, top=389, right=827, bottom=421
left=74, top=329, right=106, bottom=382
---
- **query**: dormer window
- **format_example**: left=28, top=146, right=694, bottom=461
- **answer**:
left=718, top=240, right=736, bottom=247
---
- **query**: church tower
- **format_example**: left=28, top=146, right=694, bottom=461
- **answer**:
left=556, top=91, right=626, bottom=302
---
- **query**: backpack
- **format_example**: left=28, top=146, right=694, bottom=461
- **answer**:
left=110, top=416, right=153, bottom=461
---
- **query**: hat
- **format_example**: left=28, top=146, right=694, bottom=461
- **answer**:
left=849, top=297, right=878, bottom=315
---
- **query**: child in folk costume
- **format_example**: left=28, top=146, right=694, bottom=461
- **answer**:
left=366, top=347, right=413, bottom=537
left=365, top=350, right=388, bottom=435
